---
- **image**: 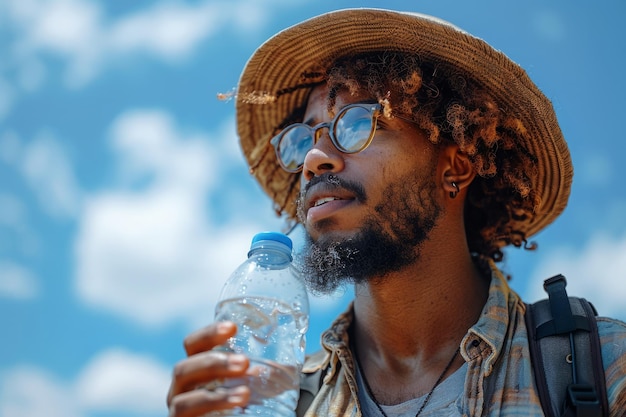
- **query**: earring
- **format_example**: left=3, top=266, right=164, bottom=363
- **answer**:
left=449, top=181, right=460, bottom=199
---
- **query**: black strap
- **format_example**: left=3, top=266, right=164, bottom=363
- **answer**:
left=535, top=275, right=591, bottom=339
left=296, top=366, right=326, bottom=417
left=525, top=274, right=608, bottom=417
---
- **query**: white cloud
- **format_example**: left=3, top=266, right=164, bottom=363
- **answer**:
left=0, top=0, right=290, bottom=89
left=2, top=0, right=103, bottom=88
left=74, top=109, right=282, bottom=328
left=0, top=349, right=171, bottom=417
left=108, top=1, right=221, bottom=60
left=528, top=233, right=626, bottom=319
left=110, top=109, right=215, bottom=191
left=20, top=132, right=83, bottom=219
left=0, top=366, right=80, bottom=417
left=75, top=349, right=170, bottom=413
left=75, top=189, right=262, bottom=327
left=0, top=260, right=39, bottom=299
left=23, top=0, right=101, bottom=56
left=230, top=0, right=272, bottom=33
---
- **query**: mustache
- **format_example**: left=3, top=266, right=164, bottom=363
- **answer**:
left=302, top=173, right=367, bottom=202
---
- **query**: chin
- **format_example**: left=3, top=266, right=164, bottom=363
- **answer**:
left=307, top=223, right=363, bottom=243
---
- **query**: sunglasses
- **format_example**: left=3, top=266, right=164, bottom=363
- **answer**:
left=270, top=103, right=383, bottom=173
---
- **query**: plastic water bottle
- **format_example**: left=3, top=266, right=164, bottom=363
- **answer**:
left=213, top=232, right=309, bottom=417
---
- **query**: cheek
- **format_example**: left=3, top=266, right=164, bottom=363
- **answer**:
left=374, top=147, right=424, bottom=179
left=375, top=148, right=440, bottom=202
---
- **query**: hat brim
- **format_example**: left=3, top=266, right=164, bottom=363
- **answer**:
left=236, top=8, right=572, bottom=241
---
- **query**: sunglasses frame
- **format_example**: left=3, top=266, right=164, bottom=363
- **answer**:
left=270, top=102, right=383, bottom=173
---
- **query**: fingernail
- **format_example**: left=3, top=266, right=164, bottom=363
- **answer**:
left=229, top=354, right=247, bottom=371
left=217, top=321, right=234, bottom=334
left=228, top=386, right=248, bottom=404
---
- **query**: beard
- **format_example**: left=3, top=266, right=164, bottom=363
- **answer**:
left=297, top=171, right=442, bottom=295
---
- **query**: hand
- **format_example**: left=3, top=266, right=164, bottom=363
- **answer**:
left=167, top=321, right=251, bottom=417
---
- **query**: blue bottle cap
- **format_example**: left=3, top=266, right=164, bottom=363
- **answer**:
left=250, top=232, right=293, bottom=250
left=248, top=232, right=293, bottom=261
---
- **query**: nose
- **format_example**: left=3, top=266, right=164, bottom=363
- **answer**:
left=301, top=128, right=345, bottom=182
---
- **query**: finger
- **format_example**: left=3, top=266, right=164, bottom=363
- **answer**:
left=167, top=351, right=249, bottom=404
left=184, top=322, right=237, bottom=356
left=168, top=385, right=250, bottom=417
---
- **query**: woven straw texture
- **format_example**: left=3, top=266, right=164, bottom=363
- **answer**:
left=235, top=8, right=572, bottom=241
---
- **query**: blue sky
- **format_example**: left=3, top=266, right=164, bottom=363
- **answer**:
left=1, top=1, right=625, bottom=416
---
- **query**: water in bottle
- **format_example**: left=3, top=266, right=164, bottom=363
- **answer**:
left=213, top=232, right=309, bottom=417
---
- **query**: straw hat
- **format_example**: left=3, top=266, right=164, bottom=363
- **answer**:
left=235, top=8, right=572, bottom=240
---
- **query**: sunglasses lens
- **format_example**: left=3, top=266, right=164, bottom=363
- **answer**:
left=334, top=106, right=376, bottom=152
left=276, top=125, right=314, bottom=171
left=272, top=104, right=379, bottom=173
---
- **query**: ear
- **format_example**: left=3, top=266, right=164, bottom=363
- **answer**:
left=438, top=145, right=476, bottom=198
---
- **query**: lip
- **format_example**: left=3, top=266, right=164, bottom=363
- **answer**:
left=307, top=198, right=354, bottom=223
left=303, top=185, right=357, bottom=223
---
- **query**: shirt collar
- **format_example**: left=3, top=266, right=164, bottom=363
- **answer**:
left=461, top=260, right=521, bottom=375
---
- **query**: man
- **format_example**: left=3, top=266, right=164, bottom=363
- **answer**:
left=167, top=9, right=626, bottom=416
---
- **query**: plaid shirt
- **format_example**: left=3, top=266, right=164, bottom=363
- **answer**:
left=300, top=265, right=626, bottom=416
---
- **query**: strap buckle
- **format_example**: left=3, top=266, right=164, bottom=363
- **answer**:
left=567, top=384, right=602, bottom=417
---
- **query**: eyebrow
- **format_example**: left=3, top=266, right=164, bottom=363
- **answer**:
left=303, top=99, right=378, bottom=126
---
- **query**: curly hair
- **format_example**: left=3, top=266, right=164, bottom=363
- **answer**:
left=274, top=51, right=540, bottom=263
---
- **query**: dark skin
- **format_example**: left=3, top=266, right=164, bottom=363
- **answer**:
left=167, top=85, right=490, bottom=414
left=167, top=322, right=251, bottom=416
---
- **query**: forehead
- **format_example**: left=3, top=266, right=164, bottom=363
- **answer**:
left=304, top=84, right=374, bottom=119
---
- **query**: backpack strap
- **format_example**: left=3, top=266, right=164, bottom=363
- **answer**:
left=525, top=274, right=608, bottom=417
left=296, top=365, right=326, bottom=417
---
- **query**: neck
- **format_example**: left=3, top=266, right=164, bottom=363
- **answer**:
left=353, top=254, right=487, bottom=353
left=351, top=239, right=489, bottom=403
